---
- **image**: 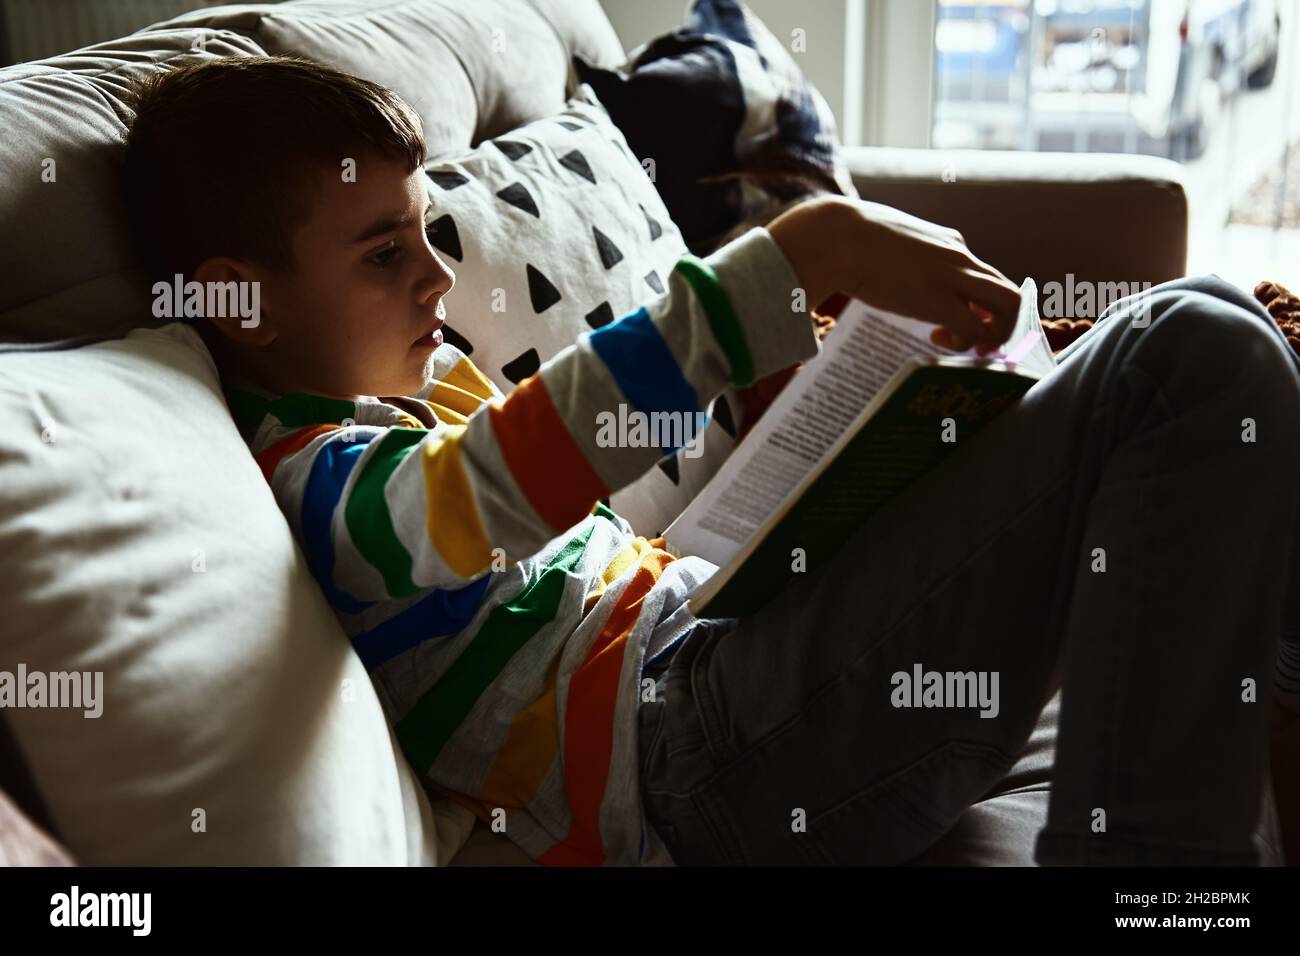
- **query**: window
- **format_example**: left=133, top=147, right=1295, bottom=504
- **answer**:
left=932, top=0, right=1298, bottom=286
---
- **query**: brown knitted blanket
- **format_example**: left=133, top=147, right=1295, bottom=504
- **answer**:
left=1041, top=280, right=1300, bottom=356
left=1256, top=281, right=1300, bottom=357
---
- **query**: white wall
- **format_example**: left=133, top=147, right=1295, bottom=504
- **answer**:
left=859, top=0, right=935, bottom=147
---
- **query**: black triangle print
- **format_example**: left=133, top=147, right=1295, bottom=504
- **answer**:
left=501, top=348, right=541, bottom=385
left=645, top=270, right=664, bottom=294
left=425, top=213, right=463, bottom=262
left=557, top=120, right=583, bottom=131
left=526, top=263, right=562, bottom=313
left=712, top=394, right=736, bottom=438
left=657, top=454, right=680, bottom=485
left=559, top=149, right=596, bottom=184
left=496, top=182, right=539, bottom=218
left=640, top=203, right=664, bottom=241
left=585, top=300, right=614, bottom=329
left=427, top=169, right=469, bottom=190
left=492, top=139, right=533, bottom=161
left=592, top=226, right=623, bottom=270
left=439, top=324, right=473, bottom=355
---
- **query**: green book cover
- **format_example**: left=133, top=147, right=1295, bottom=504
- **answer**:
left=690, top=361, right=1037, bottom=619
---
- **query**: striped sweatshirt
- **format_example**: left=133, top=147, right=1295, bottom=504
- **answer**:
left=222, top=226, right=822, bottom=866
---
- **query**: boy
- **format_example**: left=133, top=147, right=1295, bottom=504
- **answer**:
left=123, top=55, right=1300, bottom=866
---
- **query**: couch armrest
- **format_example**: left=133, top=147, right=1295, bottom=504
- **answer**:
left=845, top=147, right=1189, bottom=301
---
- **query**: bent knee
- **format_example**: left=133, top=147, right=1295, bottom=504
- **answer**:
left=1152, top=274, right=1260, bottom=312
left=1133, top=290, right=1300, bottom=405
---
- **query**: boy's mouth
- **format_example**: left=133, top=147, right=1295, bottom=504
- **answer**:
left=413, top=308, right=449, bottom=348
left=412, top=298, right=448, bottom=350
left=412, top=318, right=445, bottom=350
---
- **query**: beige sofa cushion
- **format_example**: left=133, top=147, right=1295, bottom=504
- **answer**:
left=149, top=0, right=625, bottom=155
left=0, top=323, right=470, bottom=864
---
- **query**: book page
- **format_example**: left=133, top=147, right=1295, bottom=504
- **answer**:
left=663, top=301, right=947, bottom=567
left=691, top=357, right=1041, bottom=617
left=989, top=278, right=1056, bottom=377
left=664, top=280, right=1049, bottom=569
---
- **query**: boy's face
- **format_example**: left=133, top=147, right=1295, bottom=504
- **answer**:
left=207, top=153, right=455, bottom=400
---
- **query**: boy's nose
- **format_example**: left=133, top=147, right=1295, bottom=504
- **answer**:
left=420, top=249, right=455, bottom=302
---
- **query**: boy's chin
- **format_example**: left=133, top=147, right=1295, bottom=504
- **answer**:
left=400, top=353, right=439, bottom=396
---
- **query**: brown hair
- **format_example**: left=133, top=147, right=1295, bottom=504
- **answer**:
left=121, top=54, right=426, bottom=282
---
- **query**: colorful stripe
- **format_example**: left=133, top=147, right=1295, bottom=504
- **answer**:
left=419, top=425, right=495, bottom=578
left=428, top=355, right=498, bottom=417
left=224, top=388, right=272, bottom=435
left=539, top=543, right=676, bottom=866
left=393, top=524, right=595, bottom=774
left=583, top=535, right=659, bottom=614
left=675, top=256, right=754, bottom=386
left=344, top=427, right=428, bottom=599
left=352, top=573, right=492, bottom=671
left=473, top=538, right=654, bottom=813
left=225, top=388, right=357, bottom=435
left=255, top=423, right=338, bottom=484
left=490, top=377, right=607, bottom=530
left=475, top=656, right=564, bottom=815
left=300, top=430, right=378, bottom=616
left=588, top=306, right=702, bottom=427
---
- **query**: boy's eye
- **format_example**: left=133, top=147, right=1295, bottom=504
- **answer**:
left=367, top=241, right=403, bottom=269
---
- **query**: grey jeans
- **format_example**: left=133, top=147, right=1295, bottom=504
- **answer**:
left=637, top=276, right=1300, bottom=865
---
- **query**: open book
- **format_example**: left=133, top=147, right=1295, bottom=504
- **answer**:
left=663, top=279, right=1058, bottom=619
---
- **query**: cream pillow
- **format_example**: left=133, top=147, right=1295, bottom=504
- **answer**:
left=422, top=85, right=744, bottom=537
left=0, top=323, right=470, bottom=864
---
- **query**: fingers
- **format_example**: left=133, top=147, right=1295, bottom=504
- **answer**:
left=957, top=267, right=1020, bottom=320
left=931, top=326, right=968, bottom=351
left=933, top=297, right=987, bottom=351
left=922, top=244, right=1020, bottom=353
left=968, top=304, right=1000, bottom=356
left=935, top=300, right=1016, bottom=354
left=952, top=268, right=1020, bottom=343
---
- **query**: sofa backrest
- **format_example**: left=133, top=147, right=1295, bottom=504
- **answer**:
left=0, top=0, right=625, bottom=343
left=140, top=0, right=625, bottom=155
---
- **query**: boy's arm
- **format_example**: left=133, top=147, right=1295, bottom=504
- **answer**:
left=267, top=225, right=823, bottom=604
left=259, top=196, right=1023, bottom=606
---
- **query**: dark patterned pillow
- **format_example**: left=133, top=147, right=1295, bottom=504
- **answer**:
left=422, top=85, right=744, bottom=538
left=574, top=0, right=857, bottom=256
left=423, top=85, right=687, bottom=389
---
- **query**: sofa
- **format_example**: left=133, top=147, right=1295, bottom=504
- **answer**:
left=0, top=0, right=1283, bottom=866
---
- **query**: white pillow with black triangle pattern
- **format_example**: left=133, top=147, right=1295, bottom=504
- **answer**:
left=422, top=83, right=745, bottom=539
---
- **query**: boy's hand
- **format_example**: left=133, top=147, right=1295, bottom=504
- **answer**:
left=766, top=195, right=1022, bottom=356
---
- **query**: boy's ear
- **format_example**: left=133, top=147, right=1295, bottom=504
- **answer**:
left=190, top=256, right=277, bottom=347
